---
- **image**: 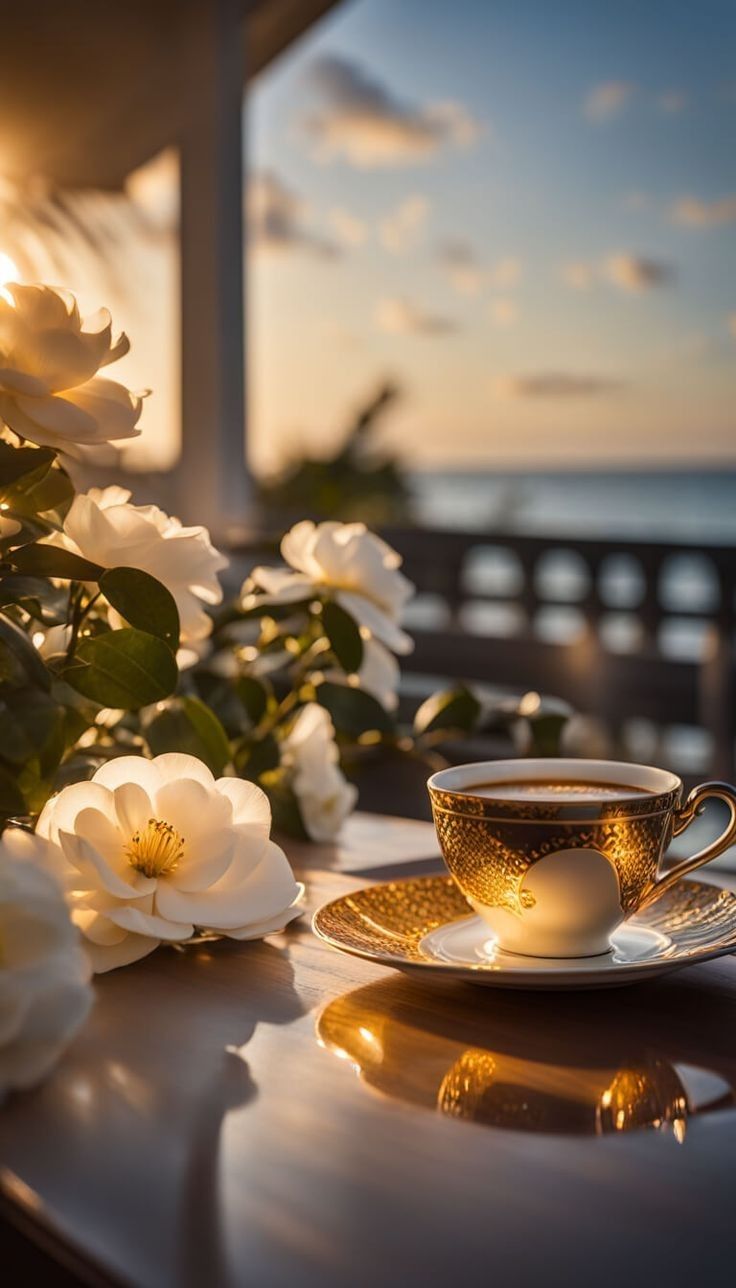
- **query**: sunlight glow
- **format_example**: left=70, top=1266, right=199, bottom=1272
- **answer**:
left=0, top=251, right=20, bottom=302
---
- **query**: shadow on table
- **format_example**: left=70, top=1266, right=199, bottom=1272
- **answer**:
left=317, top=971, right=736, bottom=1141
left=1, top=937, right=306, bottom=1288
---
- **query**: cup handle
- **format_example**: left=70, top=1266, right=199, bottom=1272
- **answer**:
left=639, top=781, right=736, bottom=909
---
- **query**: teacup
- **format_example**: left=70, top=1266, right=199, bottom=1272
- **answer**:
left=428, top=758, right=736, bottom=958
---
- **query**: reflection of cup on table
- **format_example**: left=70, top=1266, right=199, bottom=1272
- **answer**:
left=317, top=983, right=734, bottom=1140
left=428, top=758, right=736, bottom=957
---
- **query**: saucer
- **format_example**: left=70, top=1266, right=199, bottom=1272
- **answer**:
left=312, top=875, right=736, bottom=989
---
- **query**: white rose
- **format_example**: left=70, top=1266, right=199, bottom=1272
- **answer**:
left=0, top=284, right=142, bottom=453
left=48, top=486, right=228, bottom=643
left=35, top=753, right=303, bottom=973
left=0, top=830, right=92, bottom=1099
left=249, top=520, right=414, bottom=655
left=283, top=704, right=358, bottom=843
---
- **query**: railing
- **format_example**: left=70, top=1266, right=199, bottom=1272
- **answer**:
left=230, top=526, right=736, bottom=782
left=379, top=526, right=736, bottom=782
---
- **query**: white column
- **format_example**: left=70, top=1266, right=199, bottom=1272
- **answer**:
left=177, top=0, right=251, bottom=539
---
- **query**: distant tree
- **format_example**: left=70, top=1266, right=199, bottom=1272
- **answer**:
left=257, top=382, right=413, bottom=525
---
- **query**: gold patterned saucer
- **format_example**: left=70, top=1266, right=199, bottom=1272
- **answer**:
left=312, top=875, right=736, bottom=989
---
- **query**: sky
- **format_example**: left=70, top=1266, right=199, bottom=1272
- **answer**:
left=247, top=0, right=736, bottom=472
left=0, top=0, right=734, bottom=477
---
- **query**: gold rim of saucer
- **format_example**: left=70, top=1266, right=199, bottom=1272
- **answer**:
left=312, top=875, right=736, bottom=988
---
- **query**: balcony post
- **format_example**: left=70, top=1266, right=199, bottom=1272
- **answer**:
left=177, top=0, right=251, bottom=539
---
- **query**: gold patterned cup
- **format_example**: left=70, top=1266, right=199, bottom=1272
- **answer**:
left=428, top=759, right=736, bottom=958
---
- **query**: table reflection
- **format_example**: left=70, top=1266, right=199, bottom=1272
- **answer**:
left=317, top=979, right=735, bottom=1140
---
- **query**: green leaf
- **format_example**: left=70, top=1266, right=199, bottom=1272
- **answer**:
left=0, top=613, right=52, bottom=690
left=235, top=675, right=269, bottom=725
left=145, top=697, right=231, bottom=776
left=315, top=680, right=394, bottom=737
left=0, top=574, right=68, bottom=624
left=100, top=567, right=180, bottom=651
left=11, top=544, right=104, bottom=582
left=525, top=712, right=569, bottom=757
left=266, top=782, right=309, bottom=840
left=18, top=464, right=75, bottom=516
left=0, top=689, right=65, bottom=775
left=235, top=733, right=281, bottom=778
left=413, top=685, right=481, bottom=738
left=0, top=763, right=27, bottom=823
left=0, top=442, right=55, bottom=491
left=64, top=628, right=178, bottom=709
left=321, top=600, right=363, bottom=673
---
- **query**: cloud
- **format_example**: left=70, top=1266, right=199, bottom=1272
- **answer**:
left=379, top=195, right=429, bottom=252
left=562, top=261, right=596, bottom=291
left=376, top=297, right=458, bottom=336
left=604, top=253, right=674, bottom=291
left=302, top=55, right=481, bottom=167
left=583, top=81, right=635, bottom=122
left=621, top=191, right=652, bottom=213
left=248, top=171, right=338, bottom=257
left=328, top=207, right=368, bottom=246
left=437, top=238, right=484, bottom=294
left=490, top=256, right=522, bottom=289
left=496, top=372, right=626, bottom=399
left=436, top=245, right=522, bottom=295
left=657, top=90, right=688, bottom=114
left=489, top=298, right=518, bottom=327
left=671, top=194, right=736, bottom=228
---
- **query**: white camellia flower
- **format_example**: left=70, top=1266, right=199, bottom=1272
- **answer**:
left=0, top=284, right=142, bottom=453
left=249, top=520, right=414, bottom=655
left=282, top=703, right=358, bottom=843
left=47, top=486, right=228, bottom=643
left=35, top=753, right=303, bottom=973
left=0, top=831, right=92, bottom=1099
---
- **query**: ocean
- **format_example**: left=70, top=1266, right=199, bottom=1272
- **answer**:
left=410, top=469, right=736, bottom=544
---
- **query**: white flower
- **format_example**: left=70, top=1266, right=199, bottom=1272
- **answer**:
left=283, top=704, right=358, bottom=842
left=35, top=753, right=303, bottom=972
left=0, top=284, right=142, bottom=453
left=49, top=486, right=228, bottom=643
left=250, top=520, right=414, bottom=655
left=0, top=831, right=92, bottom=1099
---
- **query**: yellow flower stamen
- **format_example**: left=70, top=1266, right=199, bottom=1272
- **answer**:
left=125, top=818, right=185, bottom=878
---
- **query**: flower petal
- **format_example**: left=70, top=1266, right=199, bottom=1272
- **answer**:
left=36, top=781, right=116, bottom=845
left=85, top=934, right=160, bottom=974
left=113, top=782, right=154, bottom=839
left=151, top=753, right=216, bottom=791
left=92, top=756, right=164, bottom=796
left=59, top=831, right=148, bottom=899
left=156, top=840, right=298, bottom=930
left=215, top=778, right=272, bottom=835
left=336, top=590, right=414, bottom=655
left=218, top=886, right=305, bottom=940
left=167, top=833, right=234, bottom=893
left=106, top=905, right=192, bottom=940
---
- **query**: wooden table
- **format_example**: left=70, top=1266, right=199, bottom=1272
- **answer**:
left=2, top=813, right=736, bottom=1288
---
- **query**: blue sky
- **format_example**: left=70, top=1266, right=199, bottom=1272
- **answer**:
left=247, top=0, right=735, bottom=471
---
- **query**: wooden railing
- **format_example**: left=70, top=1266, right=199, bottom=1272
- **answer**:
left=380, top=526, right=736, bottom=781
left=231, top=526, right=736, bottom=781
